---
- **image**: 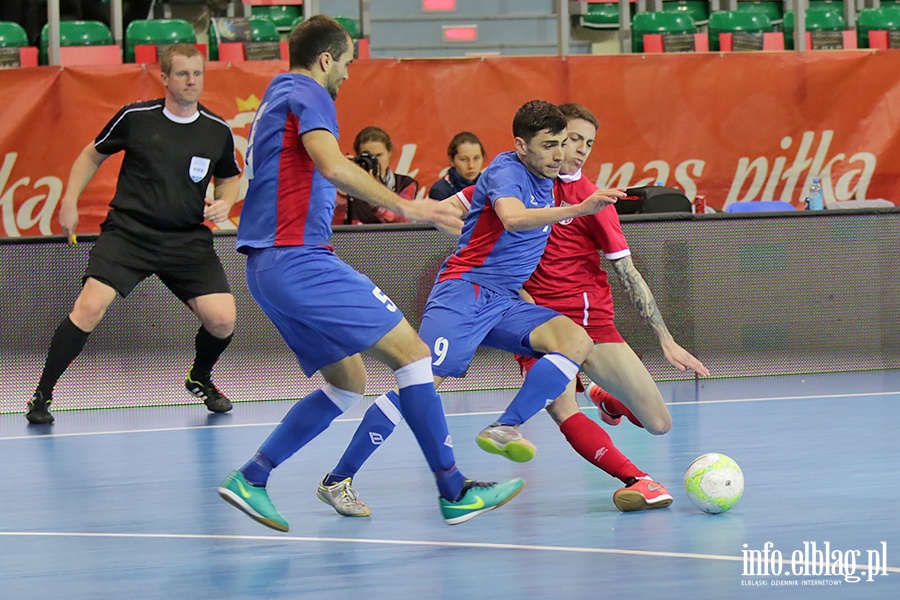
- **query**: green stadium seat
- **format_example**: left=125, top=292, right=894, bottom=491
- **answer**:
left=708, top=10, right=774, bottom=51
left=39, top=20, right=114, bottom=65
left=334, top=16, right=361, bottom=39
left=251, top=5, right=302, bottom=31
left=291, top=16, right=304, bottom=30
left=783, top=8, right=845, bottom=49
left=857, top=6, right=900, bottom=48
left=0, top=21, right=29, bottom=47
left=125, top=19, right=196, bottom=63
left=580, top=1, right=631, bottom=28
left=661, top=1, right=709, bottom=25
left=209, top=17, right=280, bottom=61
left=736, top=1, right=784, bottom=24
left=631, top=11, right=697, bottom=53
left=809, top=1, right=845, bottom=17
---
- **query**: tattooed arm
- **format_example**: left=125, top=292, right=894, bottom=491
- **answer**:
left=610, top=255, right=710, bottom=376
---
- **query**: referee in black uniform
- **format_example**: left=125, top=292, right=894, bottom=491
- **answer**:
left=27, top=44, right=242, bottom=424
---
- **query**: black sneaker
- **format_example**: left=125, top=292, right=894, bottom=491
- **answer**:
left=185, top=374, right=232, bottom=413
left=26, top=390, right=55, bottom=425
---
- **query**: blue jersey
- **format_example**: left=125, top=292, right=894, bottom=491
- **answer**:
left=438, top=151, right=555, bottom=296
left=237, top=73, right=339, bottom=253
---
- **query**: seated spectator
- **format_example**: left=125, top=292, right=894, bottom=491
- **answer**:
left=428, top=131, right=486, bottom=200
left=336, top=126, right=419, bottom=225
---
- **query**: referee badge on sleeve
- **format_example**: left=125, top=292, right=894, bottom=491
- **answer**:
left=189, top=156, right=211, bottom=182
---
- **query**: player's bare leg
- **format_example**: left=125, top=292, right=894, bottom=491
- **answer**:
left=581, top=342, right=672, bottom=435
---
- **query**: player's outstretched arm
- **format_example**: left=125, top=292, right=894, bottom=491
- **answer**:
left=303, top=130, right=462, bottom=236
left=59, top=142, right=108, bottom=244
left=610, top=254, right=710, bottom=377
left=493, top=188, right=624, bottom=232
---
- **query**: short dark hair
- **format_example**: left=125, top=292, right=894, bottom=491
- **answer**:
left=447, top=131, right=485, bottom=160
left=512, top=100, right=567, bottom=143
left=353, top=126, right=392, bottom=154
left=558, top=103, right=600, bottom=129
left=160, top=44, right=204, bottom=75
left=289, top=14, right=352, bottom=70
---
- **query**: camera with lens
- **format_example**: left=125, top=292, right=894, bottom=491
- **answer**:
left=352, top=151, right=381, bottom=178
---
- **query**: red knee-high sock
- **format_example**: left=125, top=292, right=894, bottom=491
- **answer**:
left=600, top=391, right=645, bottom=429
left=559, top=412, right=646, bottom=483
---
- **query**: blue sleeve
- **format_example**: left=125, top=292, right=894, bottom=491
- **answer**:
left=290, top=83, right=339, bottom=138
left=485, top=162, right=528, bottom=207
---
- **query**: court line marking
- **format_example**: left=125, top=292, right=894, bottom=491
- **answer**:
left=0, top=390, right=897, bottom=442
left=0, top=531, right=895, bottom=575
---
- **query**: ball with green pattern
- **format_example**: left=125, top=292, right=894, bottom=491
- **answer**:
left=683, top=453, right=744, bottom=514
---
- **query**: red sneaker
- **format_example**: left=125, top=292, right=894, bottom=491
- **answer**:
left=613, top=478, right=674, bottom=512
left=587, top=382, right=622, bottom=426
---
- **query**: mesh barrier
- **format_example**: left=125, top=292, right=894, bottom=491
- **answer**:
left=2, top=211, right=899, bottom=413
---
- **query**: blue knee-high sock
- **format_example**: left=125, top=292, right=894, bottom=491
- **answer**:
left=396, top=358, right=465, bottom=501
left=498, top=353, right=581, bottom=426
left=241, top=386, right=359, bottom=486
left=326, top=390, right=402, bottom=485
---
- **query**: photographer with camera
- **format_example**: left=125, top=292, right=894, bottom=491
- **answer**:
left=335, top=126, right=420, bottom=225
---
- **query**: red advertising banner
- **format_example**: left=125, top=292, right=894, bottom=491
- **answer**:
left=1, top=52, right=898, bottom=238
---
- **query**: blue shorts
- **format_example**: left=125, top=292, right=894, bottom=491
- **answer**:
left=245, top=246, right=404, bottom=376
left=418, top=279, right=561, bottom=378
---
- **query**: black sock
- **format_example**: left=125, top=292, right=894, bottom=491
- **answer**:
left=190, top=326, right=232, bottom=381
left=37, top=316, right=90, bottom=396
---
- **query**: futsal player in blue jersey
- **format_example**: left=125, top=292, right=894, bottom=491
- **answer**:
left=217, top=15, right=525, bottom=531
left=316, top=101, right=624, bottom=517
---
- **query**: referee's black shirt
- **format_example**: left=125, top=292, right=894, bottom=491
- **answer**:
left=94, top=99, right=241, bottom=238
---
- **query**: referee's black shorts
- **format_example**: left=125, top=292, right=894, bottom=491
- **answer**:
left=84, top=229, right=231, bottom=303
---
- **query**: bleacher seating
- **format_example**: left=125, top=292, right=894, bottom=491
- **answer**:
left=39, top=20, right=120, bottom=65
left=783, top=8, right=849, bottom=50
left=857, top=6, right=900, bottom=49
left=209, top=17, right=283, bottom=62
left=0, top=21, right=29, bottom=47
left=334, top=16, right=361, bottom=39
left=125, top=19, right=196, bottom=63
left=661, top=1, right=709, bottom=26
left=579, top=1, right=629, bottom=29
left=708, top=10, right=775, bottom=51
left=631, top=11, right=698, bottom=53
left=736, top=1, right=784, bottom=25
left=251, top=5, right=302, bottom=32
left=0, top=21, right=38, bottom=68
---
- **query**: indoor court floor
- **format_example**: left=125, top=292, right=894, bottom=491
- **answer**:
left=1, top=371, right=898, bottom=599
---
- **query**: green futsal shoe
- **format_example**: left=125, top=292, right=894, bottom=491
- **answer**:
left=440, top=478, right=526, bottom=525
left=218, top=471, right=289, bottom=532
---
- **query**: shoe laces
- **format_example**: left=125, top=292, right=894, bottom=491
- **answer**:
left=335, top=480, right=361, bottom=504
left=462, top=480, right=498, bottom=492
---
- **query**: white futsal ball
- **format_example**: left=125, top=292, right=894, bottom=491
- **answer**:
left=683, top=453, right=744, bottom=514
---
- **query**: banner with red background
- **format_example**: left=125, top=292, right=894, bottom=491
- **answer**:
left=2, top=51, right=899, bottom=238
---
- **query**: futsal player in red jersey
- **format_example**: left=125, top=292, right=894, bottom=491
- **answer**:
left=515, top=103, right=710, bottom=511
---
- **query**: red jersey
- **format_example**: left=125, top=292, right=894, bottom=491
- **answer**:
left=523, top=170, right=630, bottom=325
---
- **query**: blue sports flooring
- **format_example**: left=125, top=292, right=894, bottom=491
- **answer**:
left=1, top=371, right=899, bottom=599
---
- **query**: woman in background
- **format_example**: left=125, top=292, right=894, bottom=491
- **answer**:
left=339, top=126, right=419, bottom=224
left=428, top=131, right=486, bottom=200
